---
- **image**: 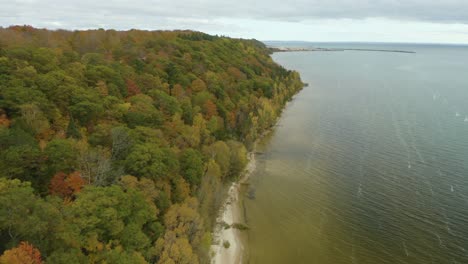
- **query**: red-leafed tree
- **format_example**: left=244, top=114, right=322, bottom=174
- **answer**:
left=8, top=25, right=36, bottom=33
left=172, top=84, right=185, bottom=99
left=49, top=172, right=68, bottom=197
left=0, top=113, right=10, bottom=127
left=203, top=100, right=218, bottom=120
left=66, top=171, right=86, bottom=193
left=0, top=241, right=42, bottom=264
left=49, top=171, right=85, bottom=199
left=126, top=79, right=141, bottom=96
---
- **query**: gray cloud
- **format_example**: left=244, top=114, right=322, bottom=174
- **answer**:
left=1, top=0, right=468, bottom=30
left=0, top=0, right=468, bottom=38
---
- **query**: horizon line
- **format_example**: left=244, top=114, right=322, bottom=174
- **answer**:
left=261, top=40, right=468, bottom=46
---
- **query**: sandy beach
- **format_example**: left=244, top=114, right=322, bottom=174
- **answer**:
left=210, top=151, right=256, bottom=264
left=210, top=96, right=297, bottom=264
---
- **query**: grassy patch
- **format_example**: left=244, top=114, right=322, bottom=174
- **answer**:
left=231, top=223, right=249, bottom=230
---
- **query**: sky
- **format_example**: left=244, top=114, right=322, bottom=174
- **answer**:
left=2, top=0, right=468, bottom=44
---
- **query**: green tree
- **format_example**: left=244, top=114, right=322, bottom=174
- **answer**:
left=0, top=145, right=43, bottom=186
left=163, top=197, right=203, bottom=247
left=149, top=89, right=181, bottom=117
left=0, top=127, right=36, bottom=149
left=180, top=148, right=204, bottom=186
left=31, top=48, right=58, bottom=73
left=197, top=159, right=222, bottom=231
left=226, top=140, right=248, bottom=178
left=0, top=179, right=62, bottom=252
left=46, top=249, right=87, bottom=264
left=203, top=141, right=230, bottom=178
left=64, top=185, right=157, bottom=259
left=125, top=144, right=179, bottom=180
left=66, top=116, right=81, bottom=139
left=125, top=95, right=163, bottom=128
left=155, top=232, right=198, bottom=264
left=44, top=139, right=78, bottom=175
left=69, top=100, right=103, bottom=126
left=17, top=104, right=50, bottom=137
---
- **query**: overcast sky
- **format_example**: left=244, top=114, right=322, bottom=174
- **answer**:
left=2, top=0, right=468, bottom=44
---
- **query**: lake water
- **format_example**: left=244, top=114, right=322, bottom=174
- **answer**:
left=244, top=43, right=468, bottom=264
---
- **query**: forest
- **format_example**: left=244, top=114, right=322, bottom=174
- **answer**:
left=0, top=26, right=303, bottom=263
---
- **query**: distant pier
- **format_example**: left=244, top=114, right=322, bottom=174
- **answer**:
left=269, top=46, right=416, bottom=54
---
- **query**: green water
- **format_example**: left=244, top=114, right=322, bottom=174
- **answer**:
left=244, top=44, right=468, bottom=264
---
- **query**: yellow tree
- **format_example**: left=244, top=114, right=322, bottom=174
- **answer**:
left=190, top=79, right=206, bottom=93
left=0, top=241, right=42, bottom=264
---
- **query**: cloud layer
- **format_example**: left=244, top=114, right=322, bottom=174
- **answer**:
left=3, top=0, right=468, bottom=27
left=2, top=0, right=468, bottom=43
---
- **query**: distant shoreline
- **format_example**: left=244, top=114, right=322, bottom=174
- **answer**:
left=269, top=46, right=416, bottom=54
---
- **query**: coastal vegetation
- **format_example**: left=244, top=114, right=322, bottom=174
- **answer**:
left=0, top=26, right=303, bottom=263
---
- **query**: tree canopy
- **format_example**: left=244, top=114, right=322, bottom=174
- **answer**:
left=0, top=26, right=303, bottom=263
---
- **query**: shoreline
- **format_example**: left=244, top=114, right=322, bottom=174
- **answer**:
left=210, top=150, right=256, bottom=264
left=210, top=95, right=299, bottom=264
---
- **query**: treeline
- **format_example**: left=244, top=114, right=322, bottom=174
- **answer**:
left=0, top=26, right=303, bottom=263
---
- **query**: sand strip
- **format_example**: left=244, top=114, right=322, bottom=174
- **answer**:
left=210, top=151, right=255, bottom=264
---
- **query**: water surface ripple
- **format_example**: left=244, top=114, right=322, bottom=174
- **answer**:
left=245, top=44, right=468, bottom=264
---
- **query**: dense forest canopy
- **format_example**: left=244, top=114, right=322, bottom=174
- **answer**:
left=0, top=25, right=303, bottom=263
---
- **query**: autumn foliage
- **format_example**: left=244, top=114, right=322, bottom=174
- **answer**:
left=0, top=26, right=304, bottom=263
left=49, top=171, right=85, bottom=199
left=0, top=113, right=10, bottom=127
left=126, top=79, right=141, bottom=96
left=0, top=242, right=42, bottom=264
left=203, top=100, right=218, bottom=120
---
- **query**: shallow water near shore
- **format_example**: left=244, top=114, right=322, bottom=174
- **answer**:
left=244, top=43, right=468, bottom=264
